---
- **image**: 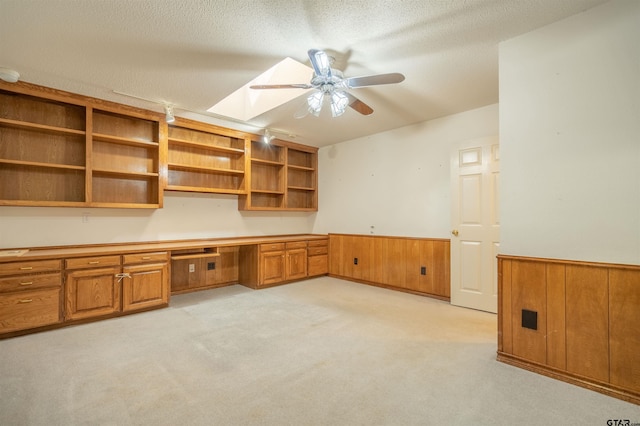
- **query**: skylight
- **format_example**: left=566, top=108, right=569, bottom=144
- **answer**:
left=207, top=57, right=313, bottom=121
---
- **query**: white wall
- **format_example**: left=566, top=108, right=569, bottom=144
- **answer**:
left=312, top=104, right=499, bottom=238
left=0, top=192, right=316, bottom=248
left=499, top=0, right=640, bottom=265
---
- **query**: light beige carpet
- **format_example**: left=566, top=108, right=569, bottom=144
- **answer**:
left=0, top=277, right=637, bottom=425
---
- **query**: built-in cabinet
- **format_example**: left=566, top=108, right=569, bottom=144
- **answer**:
left=166, top=118, right=249, bottom=194
left=0, top=82, right=163, bottom=208
left=238, top=237, right=327, bottom=289
left=0, top=81, right=318, bottom=211
left=497, top=255, right=640, bottom=405
left=65, top=252, right=168, bottom=321
left=0, top=259, right=63, bottom=333
left=329, top=234, right=450, bottom=300
left=238, top=139, right=318, bottom=211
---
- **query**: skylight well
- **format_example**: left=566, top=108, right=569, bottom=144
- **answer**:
left=207, top=57, right=313, bottom=121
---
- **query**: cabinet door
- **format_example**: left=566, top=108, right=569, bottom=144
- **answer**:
left=0, top=288, right=62, bottom=333
left=122, top=263, right=169, bottom=312
left=286, top=248, right=308, bottom=281
left=260, top=251, right=285, bottom=285
left=65, top=266, right=121, bottom=321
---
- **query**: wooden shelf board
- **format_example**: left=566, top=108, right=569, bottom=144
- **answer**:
left=88, top=202, right=160, bottom=209
left=165, top=185, right=246, bottom=195
left=251, top=158, right=285, bottom=167
left=92, top=168, right=159, bottom=178
left=287, top=186, right=315, bottom=191
left=92, top=133, right=159, bottom=148
left=0, top=117, right=85, bottom=136
left=251, top=189, right=285, bottom=195
left=288, top=164, right=315, bottom=171
left=168, top=137, right=244, bottom=154
left=0, top=199, right=87, bottom=207
left=167, top=162, right=244, bottom=175
left=0, top=158, right=86, bottom=171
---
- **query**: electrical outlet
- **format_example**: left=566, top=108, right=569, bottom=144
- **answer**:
left=420, top=266, right=427, bottom=275
left=207, top=262, right=216, bottom=270
left=188, top=263, right=195, bottom=273
left=354, top=257, right=358, bottom=265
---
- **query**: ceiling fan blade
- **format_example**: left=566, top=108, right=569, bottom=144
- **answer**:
left=345, top=92, right=374, bottom=115
left=308, top=49, right=332, bottom=77
left=250, top=84, right=312, bottom=89
left=346, top=73, right=405, bottom=88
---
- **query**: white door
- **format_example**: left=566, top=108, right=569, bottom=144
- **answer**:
left=450, top=136, right=500, bottom=313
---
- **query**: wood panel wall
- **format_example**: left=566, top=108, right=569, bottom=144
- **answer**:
left=329, top=234, right=450, bottom=300
left=497, top=255, right=640, bottom=405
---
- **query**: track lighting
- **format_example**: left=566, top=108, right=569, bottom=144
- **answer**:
left=263, top=129, right=275, bottom=144
left=164, top=104, right=175, bottom=123
left=0, top=68, right=20, bottom=83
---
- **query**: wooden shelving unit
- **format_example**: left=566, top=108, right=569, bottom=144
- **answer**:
left=239, top=139, right=318, bottom=211
left=0, top=81, right=318, bottom=211
left=90, top=108, right=162, bottom=208
left=165, top=118, right=248, bottom=195
left=0, top=86, right=87, bottom=206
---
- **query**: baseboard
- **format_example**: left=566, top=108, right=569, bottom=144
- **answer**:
left=329, top=274, right=451, bottom=302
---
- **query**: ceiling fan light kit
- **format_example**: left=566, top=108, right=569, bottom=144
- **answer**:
left=250, top=49, right=404, bottom=118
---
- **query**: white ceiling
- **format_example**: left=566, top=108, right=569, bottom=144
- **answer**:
left=0, top=0, right=607, bottom=147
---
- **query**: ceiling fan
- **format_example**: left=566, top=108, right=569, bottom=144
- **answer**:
left=250, top=49, right=405, bottom=118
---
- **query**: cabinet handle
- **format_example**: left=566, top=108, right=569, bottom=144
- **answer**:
left=142, top=256, right=151, bottom=260
left=20, top=266, right=33, bottom=270
left=19, top=282, right=33, bottom=286
left=18, top=299, right=33, bottom=304
left=88, top=261, right=100, bottom=264
left=115, top=273, right=132, bottom=282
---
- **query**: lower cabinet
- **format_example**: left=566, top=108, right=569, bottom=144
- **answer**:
left=0, top=260, right=63, bottom=334
left=329, top=234, right=450, bottom=300
left=65, top=252, right=169, bottom=321
left=239, top=239, right=327, bottom=289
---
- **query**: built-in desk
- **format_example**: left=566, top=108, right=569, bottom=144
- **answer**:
left=0, top=234, right=328, bottom=338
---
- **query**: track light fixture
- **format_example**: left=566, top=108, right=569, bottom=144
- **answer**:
left=263, top=129, right=275, bottom=144
left=164, top=104, right=175, bottom=123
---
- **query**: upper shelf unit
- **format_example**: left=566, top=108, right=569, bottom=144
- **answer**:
left=0, top=81, right=163, bottom=208
left=239, top=139, right=318, bottom=211
left=165, top=118, right=249, bottom=194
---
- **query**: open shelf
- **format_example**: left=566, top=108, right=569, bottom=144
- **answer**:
left=93, top=133, right=159, bottom=148
left=0, top=118, right=86, bottom=136
left=0, top=159, right=85, bottom=171
left=168, top=137, right=244, bottom=154
left=167, top=162, right=244, bottom=175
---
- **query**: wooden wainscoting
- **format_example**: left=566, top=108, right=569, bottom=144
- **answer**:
left=329, top=234, right=450, bottom=301
left=497, top=255, right=640, bottom=405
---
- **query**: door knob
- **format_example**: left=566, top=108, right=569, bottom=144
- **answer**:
left=451, top=229, right=459, bottom=236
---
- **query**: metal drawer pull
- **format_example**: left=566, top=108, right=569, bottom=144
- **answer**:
left=18, top=299, right=33, bottom=304
left=115, top=273, right=131, bottom=282
left=88, top=261, right=100, bottom=264
left=20, top=266, right=33, bottom=270
left=19, top=282, right=33, bottom=286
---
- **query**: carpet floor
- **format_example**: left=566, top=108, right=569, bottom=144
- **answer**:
left=0, top=277, right=638, bottom=425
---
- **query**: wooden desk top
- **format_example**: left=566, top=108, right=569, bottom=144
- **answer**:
left=0, top=234, right=328, bottom=262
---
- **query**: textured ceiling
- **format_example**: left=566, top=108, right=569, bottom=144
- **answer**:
left=0, top=0, right=607, bottom=147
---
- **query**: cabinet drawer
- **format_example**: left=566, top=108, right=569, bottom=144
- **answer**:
left=123, top=252, right=168, bottom=265
left=307, top=246, right=328, bottom=256
left=0, top=259, right=61, bottom=276
left=0, top=273, right=61, bottom=293
left=285, top=241, right=307, bottom=249
left=261, top=243, right=285, bottom=252
left=0, top=288, right=61, bottom=333
left=65, top=255, right=121, bottom=270
left=307, top=239, right=328, bottom=247
left=308, top=254, right=328, bottom=276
